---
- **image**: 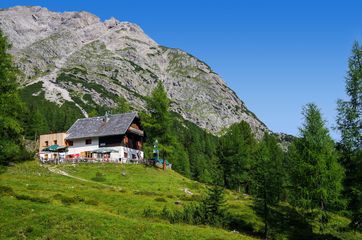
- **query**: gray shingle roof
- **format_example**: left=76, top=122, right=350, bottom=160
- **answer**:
left=65, top=112, right=138, bottom=140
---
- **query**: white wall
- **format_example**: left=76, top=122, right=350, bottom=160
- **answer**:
left=67, top=138, right=144, bottom=163
left=67, top=137, right=99, bottom=155
left=111, top=146, right=144, bottom=163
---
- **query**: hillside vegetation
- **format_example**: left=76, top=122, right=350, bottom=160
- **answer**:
left=0, top=161, right=258, bottom=240
left=1, top=161, right=360, bottom=240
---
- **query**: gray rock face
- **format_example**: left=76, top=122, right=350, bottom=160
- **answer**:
left=0, top=6, right=268, bottom=137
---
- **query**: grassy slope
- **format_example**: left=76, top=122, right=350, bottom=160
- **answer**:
left=0, top=161, right=256, bottom=240
left=0, top=161, right=360, bottom=240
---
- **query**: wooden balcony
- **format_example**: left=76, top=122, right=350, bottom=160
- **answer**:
left=128, top=127, right=144, bottom=136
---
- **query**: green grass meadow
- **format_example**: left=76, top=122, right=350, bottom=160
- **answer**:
left=0, top=161, right=256, bottom=240
left=0, top=161, right=360, bottom=239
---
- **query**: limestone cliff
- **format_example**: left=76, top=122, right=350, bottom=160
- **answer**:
left=0, top=6, right=268, bottom=136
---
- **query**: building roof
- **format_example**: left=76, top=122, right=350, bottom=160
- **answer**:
left=65, top=112, right=138, bottom=140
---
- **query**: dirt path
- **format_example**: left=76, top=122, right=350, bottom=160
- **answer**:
left=45, top=165, right=123, bottom=190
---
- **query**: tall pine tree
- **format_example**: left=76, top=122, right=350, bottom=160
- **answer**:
left=336, top=41, right=362, bottom=230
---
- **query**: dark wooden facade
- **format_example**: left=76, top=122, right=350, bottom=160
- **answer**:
left=98, top=118, right=144, bottom=150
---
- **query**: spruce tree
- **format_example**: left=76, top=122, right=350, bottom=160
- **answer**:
left=288, top=104, right=344, bottom=220
left=0, top=30, right=28, bottom=163
left=336, top=41, right=362, bottom=230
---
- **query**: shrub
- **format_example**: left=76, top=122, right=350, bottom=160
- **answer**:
left=15, top=194, right=50, bottom=203
left=158, top=186, right=228, bottom=227
left=143, top=206, right=157, bottom=218
left=226, top=213, right=260, bottom=235
left=53, top=193, right=63, bottom=200
left=154, top=197, right=167, bottom=202
left=178, top=194, right=202, bottom=202
left=134, top=191, right=159, bottom=196
left=53, top=194, right=85, bottom=205
left=190, top=194, right=202, bottom=201
left=161, top=206, right=173, bottom=220
left=91, top=172, right=106, bottom=182
left=84, top=199, right=99, bottom=206
left=0, top=185, right=14, bottom=196
left=26, top=184, right=38, bottom=190
left=118, top=188, right=127, bottom=193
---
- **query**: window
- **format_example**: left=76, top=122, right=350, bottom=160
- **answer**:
left=124, top=152, right=128, bottom=158
left=99, top=135, right=122, bottom=147
left=132, top=154, right=136, bottom=159
left=85, top=139, right=92, bottom=145
left=85, top=151, right=92, bottom=158
left=45, top=141, right=49, bottom=147
left=54, top=140, right=57, bottom=145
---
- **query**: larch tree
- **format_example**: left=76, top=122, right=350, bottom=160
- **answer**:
left=142, top=81, right=190, bottom=176
left=336, top=41, right=362, bottom=230
left=288, top=104, right=344, bottom=223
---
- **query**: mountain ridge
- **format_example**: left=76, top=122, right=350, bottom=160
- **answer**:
left=0, top=6, right=268, bottom=137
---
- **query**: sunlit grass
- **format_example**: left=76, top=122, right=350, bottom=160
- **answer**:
left=0, top=161, right=360, bottom=240
left=0, top=161, right=256, bottom=240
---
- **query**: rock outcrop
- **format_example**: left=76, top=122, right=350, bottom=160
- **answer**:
left=0, top=6, right=268, bottom=137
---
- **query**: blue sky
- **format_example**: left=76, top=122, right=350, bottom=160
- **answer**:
left=1, top=0, right=361, bottom=138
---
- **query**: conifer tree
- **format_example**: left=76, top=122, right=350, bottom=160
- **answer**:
left=250, top=133, right=285, bottom=238
left=336, top=41, right=362, bottom=230
left=219, top=121, right=256, bottom=192
left=24, top=106, right=48, bottom=140
left=202, top=185, right=226, bottom=226
left=288, top=104, right=344, bottom=220
left=0, top=30, right=28, bottom=163
left=144, top=81, right=173, bottom=146
left=113, top=96, right=131, bottom=114
left=142, top=81, right=190, bottom=176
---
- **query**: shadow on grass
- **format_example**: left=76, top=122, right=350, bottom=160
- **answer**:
left=252, top=202, right=343, bottom=240
left=0, top=164, right=8, bottom=175
left=0, top=157, right=37, bottom=174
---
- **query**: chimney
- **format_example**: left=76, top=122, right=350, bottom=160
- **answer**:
left=103, top=111, right=109, bottom=122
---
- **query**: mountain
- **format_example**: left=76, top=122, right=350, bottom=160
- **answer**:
left=0, top=6, right=268, bottom=136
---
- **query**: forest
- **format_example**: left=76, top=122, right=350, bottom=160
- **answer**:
left=0, top=28, right=361, bottom=239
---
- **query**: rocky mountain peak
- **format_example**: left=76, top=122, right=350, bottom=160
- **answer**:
left=0, top=6, right=269, bottom=137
